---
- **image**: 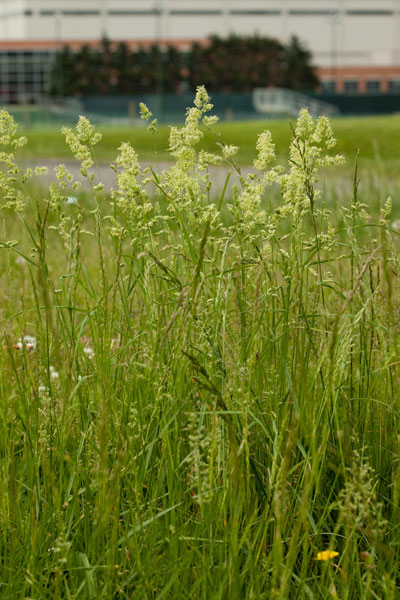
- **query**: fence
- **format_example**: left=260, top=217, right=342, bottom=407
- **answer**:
left=2, top=91, right=400, bottom=129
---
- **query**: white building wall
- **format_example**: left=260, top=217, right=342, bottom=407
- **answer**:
left=0, top=0, right=399, bottom=68
left=0, top=0, right=27, bottom=39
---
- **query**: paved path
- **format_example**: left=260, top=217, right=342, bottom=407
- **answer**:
left=26, top=159, right=253, bottom=196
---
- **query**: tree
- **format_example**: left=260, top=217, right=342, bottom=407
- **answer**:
left=49, top=34, right=319, bottom=97
left=186, top=34, right=319, bottom=93
left=50, top=39, right=183, bottom=96
left=281, top=35, right=319, bottom=90
left=186, top=34, right=287, bottom=93
left=49, top=46, right=79, bottom=96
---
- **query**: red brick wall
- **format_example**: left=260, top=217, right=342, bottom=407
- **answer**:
left=317, top=66, right=400, bottom=93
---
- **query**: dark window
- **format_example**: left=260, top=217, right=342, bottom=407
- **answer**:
left=366, top=80, right=381, bottom=93
left=170, top=10, right=222, bottom=16
left=108, top=10, right=155, bottom=15
left=40, top=10, right=100, bottom=16
left=107, top=8, right=156, bottom=17
left=231, top=10, right=281, bottom=15
left=289, top=10, right=335, bottom=16
left=62, top=10, right=100, bottom=16
left=344, top=80, right=359, bottom=93
left=388, top=79, right=400, bottom=93
left=346, top=10, right=393, bottom=16
left=322, top=80, right=336, bottom=93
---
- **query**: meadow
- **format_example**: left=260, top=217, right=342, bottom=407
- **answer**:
left=1, top=89, right=400, bottom=598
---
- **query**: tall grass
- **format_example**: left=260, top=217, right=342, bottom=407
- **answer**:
left=0, top=89, right=400, bottom=598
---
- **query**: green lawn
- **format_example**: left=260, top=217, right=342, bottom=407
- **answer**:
left=19, top=114, right=400, bottom=172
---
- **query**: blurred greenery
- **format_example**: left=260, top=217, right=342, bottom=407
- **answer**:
left=50, top=34, right=318, bottom=97
left=19, top=114, right=400, bottom=175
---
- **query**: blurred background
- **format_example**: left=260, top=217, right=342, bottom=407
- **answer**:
left=0, top=0, right=399, bottom=126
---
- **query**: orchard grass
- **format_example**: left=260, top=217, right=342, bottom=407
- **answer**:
left=0, top=88, right=400, bottom=598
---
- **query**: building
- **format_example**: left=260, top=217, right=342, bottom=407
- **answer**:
left=0, top=0, right=400, bottom=102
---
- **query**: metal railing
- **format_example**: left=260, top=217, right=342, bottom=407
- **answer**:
left=253, top=88, right=340, bottom=117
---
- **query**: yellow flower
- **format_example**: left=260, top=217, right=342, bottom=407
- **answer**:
left=316, top=550, right=339, bottom=562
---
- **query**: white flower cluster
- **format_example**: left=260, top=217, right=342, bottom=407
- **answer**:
left=267, top=110, right=344, bottom=264
left=62, top=116, right=102, bottom=176
left=84, top=346, right=95, bottom=360
left=0, top=109, right=27, bottom=147
left=222, top=145, right=239, bottom=160
left=162, top=86, right=221, bottom=227
left=253, top=130, right=275, bottom=171
left=49, top=365, right=59, bottom=380
left=228, top=107, right=345, bottom=250
left=139, top=102, right=157, bottom=134
left=282, top=109, right=345, bottom=216
left=234, top=128, right=281, bottom=240
left=14, top=335, right=37, bottom=351
left=110, top=142, right=154, bottom=242
left=0, top=111, right=36, bottom=212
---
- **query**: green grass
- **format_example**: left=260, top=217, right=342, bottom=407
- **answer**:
left=19, top=114, right=400, bottom=174
left=1, top=102, right=400, bottom=598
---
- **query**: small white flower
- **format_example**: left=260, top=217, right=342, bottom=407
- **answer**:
left=14, top=335, right=37, bottom=351
left=23, top=335, right=37, bottom=351
left=50, top=365, right=59, bottom=380
left=66, top=196, right=78, bottom=205
left=38, top=385, right=47, bottom=394
left=392, top=219, right=400, bottom=231
left=15, top=255, right=26, bottom=266
left=84, top=346, right=95, bottom=360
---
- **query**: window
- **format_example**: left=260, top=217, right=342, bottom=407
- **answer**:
left=39, top=10, right=100, bottom=16
left=231, top=10, right=281, bottom=15
left=388, top=79, right=400, bottom=93
left=322, top=80, right=336, bottom=93
left=344, top=80, right=359, bottom=94
left=366, top=80, right=381, bottom=94
left=108, top=10, right=156, bottom=15
left=170, top=10, right=222, bottom=16
left=346, top=10, right=393, bottom=16
left=289, top=10, right=335, bottom=16
left=62, top=11, right=100, bottom=16
left=0, top=50, right=53, bottom=102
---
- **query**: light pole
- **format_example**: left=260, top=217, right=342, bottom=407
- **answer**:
left=328, top=10, right=340, bottom=92
left=55, top=9, right=63, bottom=98
left=155, top=0, right=164, bottom=120
left=100, top=0, right=107, bottom=38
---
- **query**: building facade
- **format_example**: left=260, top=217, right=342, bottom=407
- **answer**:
left=0, top=0, right=400, bottom=101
